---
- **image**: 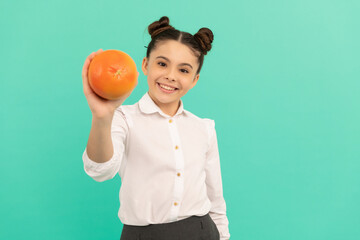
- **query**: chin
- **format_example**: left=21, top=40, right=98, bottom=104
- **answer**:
left=155, top=94, right=178, bottom=104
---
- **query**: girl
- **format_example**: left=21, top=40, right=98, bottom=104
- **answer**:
left=81, top=16, right=230, bottom=240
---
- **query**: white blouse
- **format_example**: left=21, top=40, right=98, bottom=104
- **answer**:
left=82, top=92, right=230, bottom=240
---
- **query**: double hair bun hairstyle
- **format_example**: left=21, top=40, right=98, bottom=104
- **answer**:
left=145, top=16, right=214, bottom=74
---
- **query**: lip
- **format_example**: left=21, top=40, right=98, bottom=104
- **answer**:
left=157, top=82, right=178, bottom=94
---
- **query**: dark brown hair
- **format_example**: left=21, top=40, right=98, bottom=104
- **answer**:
left=146, top=16, right=214, bottom=75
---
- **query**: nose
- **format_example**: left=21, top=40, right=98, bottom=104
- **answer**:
left=165, top=67, right=176, bottom=81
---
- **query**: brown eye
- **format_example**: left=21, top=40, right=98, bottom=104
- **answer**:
left=158, top=62, right=166, bottom=67
left=180, top=69, right=189, bottom=73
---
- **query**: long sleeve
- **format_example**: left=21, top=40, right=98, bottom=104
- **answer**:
left=205, top=120, right=230, bottom=240
left=82, top=108, right=128, bottom=182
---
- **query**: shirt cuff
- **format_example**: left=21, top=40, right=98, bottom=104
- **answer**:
left=82, top=148, right=120, bottom=182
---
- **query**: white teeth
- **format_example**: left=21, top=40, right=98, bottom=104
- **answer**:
left=159, top=84, right=176, bottom=91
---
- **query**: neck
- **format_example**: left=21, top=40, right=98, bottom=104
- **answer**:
left=159, top=101, right=180, bottom=117
left=148, top=92, right=180, bottom=117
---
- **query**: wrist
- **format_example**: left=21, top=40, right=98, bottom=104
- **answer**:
left=92, top=113, right=114, bottom=126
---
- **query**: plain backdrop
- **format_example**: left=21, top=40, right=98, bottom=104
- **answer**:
left=1, top=0, right=359, bottom=239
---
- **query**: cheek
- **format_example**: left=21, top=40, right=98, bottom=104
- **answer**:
left=178, top=81, right=190, bottom=90
left=147, top=68, right=161, bottom=79
left=146, top=71, right=156, bottom=81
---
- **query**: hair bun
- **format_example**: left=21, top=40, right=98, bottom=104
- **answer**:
left=148, top=16, right=175, bottom=39
left=194, top=28, right=214, bottom=55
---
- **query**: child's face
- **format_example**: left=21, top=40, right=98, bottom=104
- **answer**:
left=141, top=40, right=200, bottom=112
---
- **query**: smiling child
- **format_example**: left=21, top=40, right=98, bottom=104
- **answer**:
left=81, top=16, right=230, bottom=240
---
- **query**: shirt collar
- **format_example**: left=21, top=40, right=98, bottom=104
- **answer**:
left=139, top=92, right=185, bottom=117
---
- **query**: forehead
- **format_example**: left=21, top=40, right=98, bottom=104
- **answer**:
left=150, top=40, right=198, bottom=65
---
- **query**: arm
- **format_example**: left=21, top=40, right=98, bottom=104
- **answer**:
left=86, top=114, right=114, bottom=164
left=205, top=120, right=230, bottom=240
left=82, top=108, right=128, bottom=182
left=80, top=49, right=135, bottom=182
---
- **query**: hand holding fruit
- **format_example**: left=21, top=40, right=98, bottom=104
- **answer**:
left=82, top=49, right=138, bottom=119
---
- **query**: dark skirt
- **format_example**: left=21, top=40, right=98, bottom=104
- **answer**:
left=120, top=213, right=220, bottom=240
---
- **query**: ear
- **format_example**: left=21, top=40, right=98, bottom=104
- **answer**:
left=141, top=57, right=148, bottom=76
left=190, top=73, right=200, bottom=89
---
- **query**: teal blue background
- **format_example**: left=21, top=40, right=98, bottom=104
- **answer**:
left=1, top=0, right=359, bottom=239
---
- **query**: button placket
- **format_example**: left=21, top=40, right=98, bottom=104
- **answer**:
left=167, top=118, right=184, bottom=221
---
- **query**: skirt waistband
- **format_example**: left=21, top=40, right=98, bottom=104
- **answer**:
left=123, top=213, right=210, bottom=232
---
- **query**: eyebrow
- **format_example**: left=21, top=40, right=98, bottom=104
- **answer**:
left=156, top=56, right=193, bottom=69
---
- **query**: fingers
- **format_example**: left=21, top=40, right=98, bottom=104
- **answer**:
left=82, top=49, right=103, bottom=77
left=136, top=72, right=139, bottom=86
left=82, top=58, right=89, bottom=80
left=82, top=49, right=104, bottom=92
left=89, top=49, right=103, bottom=62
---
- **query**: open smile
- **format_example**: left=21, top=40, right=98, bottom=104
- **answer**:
left=157, top=82, right=179, bottom=93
